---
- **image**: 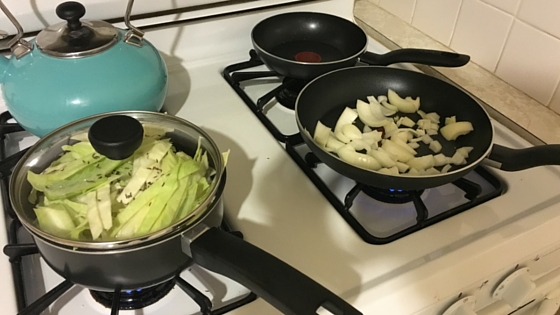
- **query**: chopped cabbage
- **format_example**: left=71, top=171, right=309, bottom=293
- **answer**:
left=28, top=126, right=224, bottom=241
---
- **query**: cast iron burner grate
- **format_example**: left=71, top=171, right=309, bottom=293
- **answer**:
left=223, top=49, right=303, bottom=143
left=0, top=112, right=257, bottom=315
left=223, top=52, right=507, bottom=244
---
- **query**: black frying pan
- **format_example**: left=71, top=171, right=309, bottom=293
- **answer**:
left=296, top=66, right=560, bottom=191
left=251, top=12, right=470, bottom=80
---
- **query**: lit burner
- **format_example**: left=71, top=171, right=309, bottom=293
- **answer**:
left=90, top=280, right=175, bottom=310
left=361, top=186, right=423, bottom=204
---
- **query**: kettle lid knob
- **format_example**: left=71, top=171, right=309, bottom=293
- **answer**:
left=56, top=2, right=86, bottom=31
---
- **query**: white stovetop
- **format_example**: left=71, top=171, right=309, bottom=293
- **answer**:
left=2, top=1, right=560, bottom=314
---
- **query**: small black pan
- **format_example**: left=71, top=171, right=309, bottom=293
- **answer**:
left=295, top=66, right=560, bottom=191
left=251, top=12, right=470, bottom=80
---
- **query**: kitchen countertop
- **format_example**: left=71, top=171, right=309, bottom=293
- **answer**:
left=353, top=0, right=560, bottom=145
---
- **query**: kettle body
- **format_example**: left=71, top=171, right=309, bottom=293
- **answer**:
left=0, top=1, right=168, bottom=137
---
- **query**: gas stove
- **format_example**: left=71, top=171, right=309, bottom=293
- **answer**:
left=2, top=0, right=560, bottom=315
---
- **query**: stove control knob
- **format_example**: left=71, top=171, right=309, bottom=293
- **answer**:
left=492, top=267, right=536, bottom=309
left=442, top=296, right=477, bottom=315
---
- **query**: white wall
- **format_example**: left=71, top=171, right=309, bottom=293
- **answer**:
left=369, top=0, right=560, bottom=115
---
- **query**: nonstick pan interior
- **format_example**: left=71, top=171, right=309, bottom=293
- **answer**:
left=296, top=66, right=494, bottom=190
left=252, top=12, right=366, bottom=63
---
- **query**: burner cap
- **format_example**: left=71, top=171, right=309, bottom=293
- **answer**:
left=90, top=280, right=175, bottom=310
left=275, top=78, right=309, bottom=110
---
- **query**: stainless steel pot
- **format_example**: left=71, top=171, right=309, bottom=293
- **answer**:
left=5, top=111, right=362, bottom=315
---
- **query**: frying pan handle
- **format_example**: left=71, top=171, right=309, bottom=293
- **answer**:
left=189, top=227, right=362, bottom=315
left=487, top=143, right=560, bottom=171
left=360, top=49, right=470, bottom=68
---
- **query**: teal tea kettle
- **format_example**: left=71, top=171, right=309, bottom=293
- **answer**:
left=0, top=0, right=167, bottom=137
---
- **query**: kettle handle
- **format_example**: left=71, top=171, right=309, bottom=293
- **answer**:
left=0, top=1, right=33, bottom=58
left=124, top=0, right=145, bottom=47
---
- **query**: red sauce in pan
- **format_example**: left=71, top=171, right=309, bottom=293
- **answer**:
left=294, top=51, right=322, bottom=63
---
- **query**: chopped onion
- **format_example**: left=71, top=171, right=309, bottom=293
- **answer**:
left=456, top=146, right=474, bottom=158
left=310, top=89, right=476, bottom=177
left=445, top=116, right=456, bottom=125
left=369, top=149, right=396, bottom=168
left=334, top=107, right=358, bottom=133
left=440, top=121, right=474, bottom=141
left=362, top=130, right=383, bottom=145
left=395, top=161, right=410, bottom=173
left=356, top=99, right=390, bottom=127
left=433, top=153, right=448, bottom=166
left=337, top=145, right=382, bottom=170
left=408, top=168, right=419, bottom=175
left=425, top=112, right=440, bottom=124
left=377, top=166, right=399, bottom=175
left=326, top=136, right=345, bottom=151
left=382, top=140, right=415, bottom=162
left=334, top=129, right=351, bottom=143
left=349, top=139, right=371, bottom=152
left=313, top=121, right=331, bottom=147
left=408, top=142, right=420, bottom=149
left=421, top=134, right=433, bottom=144
left=341, top=124, right=362, bottom=140
left=399, top=116, right=415, bottom=128
left=407, top=155, right=435, bottom=171
left=388, top=89, right=418, bottom=113
left=429, top=140, right=442, bottom=153
left=424, top=167, right=440, bottom=175
left=393, top=138, right=417, bottom=155
left=450, top=151, right=467, bottom=165
left=383, top=121, right=399, bottom=138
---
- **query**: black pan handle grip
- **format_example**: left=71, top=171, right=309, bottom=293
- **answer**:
left=360, top=49, right=470, bottom=68
left=190, top=227, right=362, bottom=315
left=487, top=143, right=560, bottom=171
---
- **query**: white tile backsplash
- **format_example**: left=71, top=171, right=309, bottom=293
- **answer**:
left=370, top=0, right=560, bottom=115
left=495, top=21, right=560, bottom=105
left=449, top=0, right=513, bottom=71
left=411, top=0, right=462, bottom=45
left=378, top=0, right=416, bottom=23
left=481, top=0, right=520, bottom=14
left=518, top=0, right=560, bottom=39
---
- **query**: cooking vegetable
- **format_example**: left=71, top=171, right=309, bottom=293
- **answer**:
left=312, top=89, right=476, bottom=177
left=28, top=126, right=225, bottom=241
left=440, top=121, right=474, bottom=141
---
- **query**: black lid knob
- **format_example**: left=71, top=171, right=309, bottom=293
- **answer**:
left=56, top=2, right=86, bottom=31
left=88, top=115, right=143, bottom=160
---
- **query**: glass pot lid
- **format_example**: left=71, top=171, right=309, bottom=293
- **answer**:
left=9, top=111, right=225, bottom=250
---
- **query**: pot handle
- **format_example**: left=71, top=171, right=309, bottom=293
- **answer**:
left=487, top=143, right=560, bottom=171
left=186, top=226, right=362, bottom=315
left=360, top=49, right=470, bottom=68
